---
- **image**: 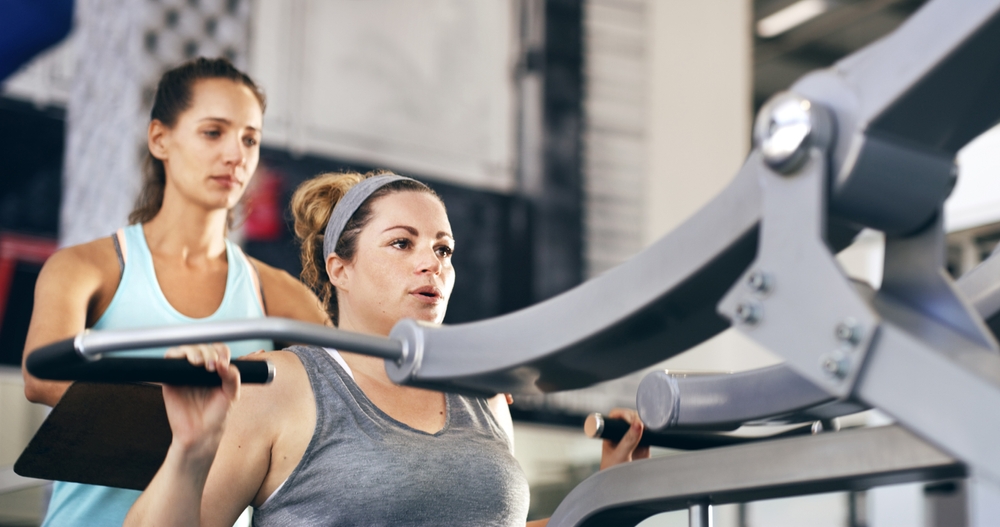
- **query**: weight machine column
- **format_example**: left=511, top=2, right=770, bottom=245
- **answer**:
left=689, top=503, right=712, bottom=527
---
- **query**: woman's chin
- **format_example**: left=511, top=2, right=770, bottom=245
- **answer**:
left=409, top=307, right=447, bottom=325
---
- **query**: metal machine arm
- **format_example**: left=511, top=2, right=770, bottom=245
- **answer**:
left=637, top=246, right=1000, bottom=431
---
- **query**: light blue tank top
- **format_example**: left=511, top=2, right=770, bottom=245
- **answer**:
left=43, top=223, right=274, bottom=527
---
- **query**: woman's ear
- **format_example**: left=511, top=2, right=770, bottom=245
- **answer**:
left=326, top=254, right=350, bottom=292
left=148, top=119, right=169, bottom=161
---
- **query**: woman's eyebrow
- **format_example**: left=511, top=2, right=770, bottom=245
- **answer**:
left=199, top=117, right=231, bottom=125
left=382, top=225, right=418, bottom=235
left=199, top=117, right=260, bottom=133
left=381, top=225, right=453, bottom=240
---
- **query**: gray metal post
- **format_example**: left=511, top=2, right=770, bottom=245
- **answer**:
left=689, top=503, right=712, bottom=527
left=924, top=480, right=966, bottom=527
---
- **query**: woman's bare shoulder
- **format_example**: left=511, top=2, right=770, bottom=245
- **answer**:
left=38, top=237, right=119, bottom=289
left=236, top=350, right=312, bottom=407
left=249, top=257, right=330, bottom=324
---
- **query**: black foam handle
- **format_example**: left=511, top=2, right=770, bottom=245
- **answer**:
left=589, top=414, right=814, bottom=450
left=26, top=337, right=274, bottom=385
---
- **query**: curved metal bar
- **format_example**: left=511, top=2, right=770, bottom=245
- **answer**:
left=26, top=318, right=403, bottom=386
left=73, top=317, right=404, bottom=361
left=547, top=426, right=963, bottom=527
left=792, top=1, right=1000, bottom=235
left=385, top=154, right=765, bottom=396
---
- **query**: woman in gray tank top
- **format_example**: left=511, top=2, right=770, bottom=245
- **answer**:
left=124, top=172, right=649, bottom=527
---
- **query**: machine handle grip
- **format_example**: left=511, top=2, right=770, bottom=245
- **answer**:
left=584, top=413, right=813, bottom=450
left=26, top=337, right=274, bottom=385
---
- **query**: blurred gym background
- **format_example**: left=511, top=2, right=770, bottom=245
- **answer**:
left=2, top=0, right=999, bottom=525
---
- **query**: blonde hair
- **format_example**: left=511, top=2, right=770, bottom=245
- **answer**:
left=290, top=170, right=440, bottom=325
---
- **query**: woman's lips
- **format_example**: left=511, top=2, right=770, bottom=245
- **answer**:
left=210, top=175, right=241, bottom=189
left=410, top=286, right=443, bottom=304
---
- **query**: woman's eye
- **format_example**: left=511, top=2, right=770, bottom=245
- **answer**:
left=436, top=245, right=454, bottom=258
left=243, top=136, right=258, bottom=147
left=390, top=239, right=411, bottom=249
left=203, top=129, right=221, bottom=139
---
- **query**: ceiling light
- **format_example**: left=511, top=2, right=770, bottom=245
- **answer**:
left=756, top=0, right=833, bottom=39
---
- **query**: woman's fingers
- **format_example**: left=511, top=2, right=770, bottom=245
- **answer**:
left=600, top=408, right=651, bottom=470
left=165, top=343, right=232, bottom=372
left=213, top=343, right=231, bottom=371
left=217, top=361, right=241, bottom=403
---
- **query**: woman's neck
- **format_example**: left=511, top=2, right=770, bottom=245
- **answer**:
left=336, top=309, right=393, bottom=339
left=142, top=199, right=229, bottom=261
left=336, top=314, right=397, bottom=384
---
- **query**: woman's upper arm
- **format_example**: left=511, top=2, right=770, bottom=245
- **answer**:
left=22, top=247, right=106, bottom=406
left=198, top=382, right=276, bottom=526
left=199, top=351, right=311, bottom=525
left=253, top=258, right=330, bottom=325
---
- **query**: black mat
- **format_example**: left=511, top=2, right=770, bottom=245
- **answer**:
left=14, top=382, right=170, bottom=491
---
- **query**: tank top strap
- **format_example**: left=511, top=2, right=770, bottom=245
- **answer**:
left=226, top=239, right=266, bottom=315
left=120, top=223, right=150, bottom=277
left=286, top=345, right=369, bottom=432
left=112, top=228, right=126, bottom=278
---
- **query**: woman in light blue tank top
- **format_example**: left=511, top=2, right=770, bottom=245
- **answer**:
left=122, top=172, right=648, bottom=527
left=21, top=58, right=329, bottom=527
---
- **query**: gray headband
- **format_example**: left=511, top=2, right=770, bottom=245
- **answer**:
left=323, top=174, right=414, bottom=258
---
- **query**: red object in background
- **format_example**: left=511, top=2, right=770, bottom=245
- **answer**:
left=0, top=232, right=57, bottom=333
left=243, top=167, right=284, bottom=242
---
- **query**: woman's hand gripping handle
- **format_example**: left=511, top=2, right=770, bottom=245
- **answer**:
left=125, top=343, right=241, bottom=527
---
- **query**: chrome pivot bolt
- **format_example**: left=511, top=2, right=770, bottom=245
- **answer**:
left=754, top=91, right=833, bottom=175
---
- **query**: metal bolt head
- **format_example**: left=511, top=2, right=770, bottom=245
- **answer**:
left=811, top=418, right=840, bottom=434
left=835, top=318, right=862, bottom=346
left=821, top=351, right=850, bottom=380
left=746, top=271, right=772, bottom=294
left=754, top=91, right=833, bottom=174
left=734, top=301, right=762, bottom=326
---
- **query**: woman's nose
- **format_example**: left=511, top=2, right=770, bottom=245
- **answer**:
left=223, top=136, right=247, bottom=166
left=416, top=246, right=442, bottom=274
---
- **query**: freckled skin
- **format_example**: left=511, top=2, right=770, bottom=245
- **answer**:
left=332, top=192, right=456, bottom=337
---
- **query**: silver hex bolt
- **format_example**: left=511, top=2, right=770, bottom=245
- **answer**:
left=754, top=92, right=832, bottom=175
left=746, top=271, right=772, bottom=294
left=821, top=351, right=850, bottom=380
left=835, top=318, right=862, bottom=346
left=734, top=301, right=762, bottom=326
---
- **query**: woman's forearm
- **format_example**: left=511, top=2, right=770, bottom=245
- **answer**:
left=123, top=438, right=218, bottom=527
left=125, top=354, right=240, bottom=526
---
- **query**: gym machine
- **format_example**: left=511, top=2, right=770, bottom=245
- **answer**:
left=19, top=0, right=1000, bottom=524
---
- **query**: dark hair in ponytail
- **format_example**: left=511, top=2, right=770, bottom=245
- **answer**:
left=129, top=57, right=266, bottom=225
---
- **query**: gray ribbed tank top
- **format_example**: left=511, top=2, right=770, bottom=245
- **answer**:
left=252, top=346, right=530, bottom=527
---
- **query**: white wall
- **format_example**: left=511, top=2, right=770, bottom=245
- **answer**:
left=249, top=0, right=519, bottom=191
left=644, top=0, right=752, bottom=245
left=946, top=123, right=1000, bottom=233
